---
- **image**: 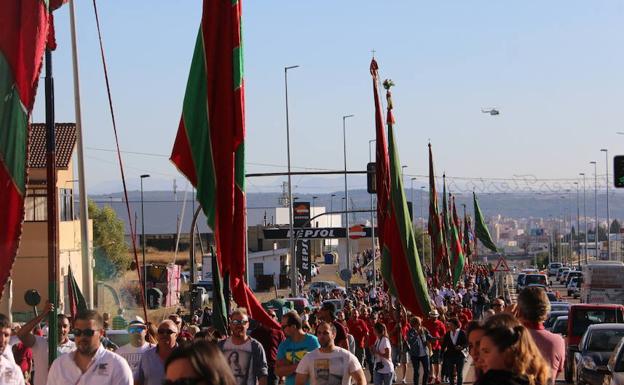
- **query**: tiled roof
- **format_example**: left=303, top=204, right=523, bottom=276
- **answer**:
left=28, top=123, right=76, bottom=169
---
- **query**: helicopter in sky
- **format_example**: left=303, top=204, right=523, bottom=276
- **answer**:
left=481, top=108, right=500, bottom=116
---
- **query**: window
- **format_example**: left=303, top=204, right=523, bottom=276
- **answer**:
left=59, top=188, right=74, bottom=221
left=253, top=263, right=263, bottom=277
left=24, top=189, right=47, bottom=222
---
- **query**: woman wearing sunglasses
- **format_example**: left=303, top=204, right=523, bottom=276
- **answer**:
left=164, top=340, right=236, bottom=385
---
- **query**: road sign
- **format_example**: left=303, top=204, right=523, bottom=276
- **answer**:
left=340, top=268, right=353, bottom=282
left=349, top=224, right=366, bottom=239
left=493, top=256, right=510, bottom=272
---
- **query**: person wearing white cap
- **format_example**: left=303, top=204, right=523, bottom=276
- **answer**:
left=423, top=309, right=446, bottom=384
left=116, top=317, right=153, bottom=379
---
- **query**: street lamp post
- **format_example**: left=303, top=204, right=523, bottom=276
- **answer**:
left=285, top=65, right=299, bottom=296
left=590, top=161, right=599, bottom=260
left=574, top=182, right=581, bottom=269
left=140, top=174, right=150, bottom=304
left=330, top=194, right=336, bottom=227
left=601, top=149, right=610, bottom=260
left=312, top=196, right=318, bottom=220
left=580, top=173, right=588, bottom=264
left=410, top=178, right=416, bottom=225
left=343, top=114, right=354, bottom=288
left=368, top=139, right=377, bottom=288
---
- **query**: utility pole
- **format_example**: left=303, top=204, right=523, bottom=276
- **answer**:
left=369, top=139, right=377, bottom=289
left=343, top=114, right=354, bottom=288
left=590, top=161, right=599, bottom=260
left=601, top=149, right=611, bottom=260
left=284, top=65, right=299, bottom=296
left=580, top=173, right=588, bottom=264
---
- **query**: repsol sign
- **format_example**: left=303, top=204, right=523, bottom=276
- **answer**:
left=263, top=227, right=346, bottom=239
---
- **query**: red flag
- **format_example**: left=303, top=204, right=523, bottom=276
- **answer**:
left=371, top=61, right=431, bottom=316
left=0, top=0, right=50, bottom=298
left=170, top=0, right=278, bottom=329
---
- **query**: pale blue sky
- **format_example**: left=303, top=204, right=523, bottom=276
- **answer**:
left=32, top=1, right=624, bottom=195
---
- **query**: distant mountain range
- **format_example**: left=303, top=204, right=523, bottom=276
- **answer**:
left=90, top=189, right=623, bottom=235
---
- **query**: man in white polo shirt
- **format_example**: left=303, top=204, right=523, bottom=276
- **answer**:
left=46, top=310, right=132, bottom=385
left=0, top=313, right=24, bottom=385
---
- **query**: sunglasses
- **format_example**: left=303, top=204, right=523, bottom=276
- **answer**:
left=72, top=328, right=97, bottom=337
left=231, top=319, right=248, bottom=326
left=492, top=303, right=503, bottom=307
left=162, top=379, right=204, bottom=385
left=158, top=329, right=176, bottom=336
left=128, top=326, right=146, bottom=334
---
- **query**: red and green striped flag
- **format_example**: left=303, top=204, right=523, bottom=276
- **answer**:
left=170, top=0, right=278, bottom=329
left=370, top=59, right=392, bottom=290
left=371, top=61, right=431, bottom=316
left=428, top=145, right=451, bottom=287
left=0, top=0, right=51, bottom=298
left=449, top=195, right=465, bottom=286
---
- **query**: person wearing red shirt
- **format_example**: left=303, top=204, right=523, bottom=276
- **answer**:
left=347, top=309, right=369, bottom=366
left=363, top=309, right=377, bottom=379
left=423, top=309, right=446, bottom=384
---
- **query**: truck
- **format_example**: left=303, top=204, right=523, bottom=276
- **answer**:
left=580, top=261, right=624, bottom=304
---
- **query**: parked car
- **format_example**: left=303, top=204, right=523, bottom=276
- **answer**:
left=517, top=273, right=527, bottom=291
left=548, top=262, right=563, bottom=276
left=525, top=273, right=548, bottom=287
left=551, top=316, right=569, bottom=335
left=284, top=297, right=312, bottom=314
left=545, top=310, right=569, bottom=330
left=566, top=271, right=583, bottom=287
left=564, top=304, right=624, bottom=382
left=602, top=335, right=624, bottom=385
left=557, top=267, right=571, bottom=282
left=105, top=330, right=130, bottom=349
left=568, top=277, right=581, bottom=297
left=561, top=269, right=573, bottom=284
left=550, top=302, right=571, bottom=313
left=573, top=324, right=624, bottom=385
left=309, top=281, right=337, bottom=294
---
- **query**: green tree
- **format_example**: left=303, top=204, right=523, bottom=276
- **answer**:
left=610, top=219, right=621, bottom=235
left=413, top=227, right=432, bottom=268
left=88, top=200, right=130, bottom=280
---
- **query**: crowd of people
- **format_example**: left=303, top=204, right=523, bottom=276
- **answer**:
left=0, top=261, right=564, bottom=385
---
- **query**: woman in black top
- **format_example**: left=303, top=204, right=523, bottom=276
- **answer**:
left=440, top=318, right=467, bottom=385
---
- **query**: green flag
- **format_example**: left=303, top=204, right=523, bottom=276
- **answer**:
left=473, top=192, right=498, bottom=253
left=449, top=197, right=465, bottom=286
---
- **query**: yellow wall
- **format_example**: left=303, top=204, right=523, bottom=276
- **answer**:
left=11, top=161, right=94, bottom=314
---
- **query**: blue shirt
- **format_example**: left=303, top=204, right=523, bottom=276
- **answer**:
left=276, top=334, right=320, bottom=385
left=137, top=346, right=167, bottom=385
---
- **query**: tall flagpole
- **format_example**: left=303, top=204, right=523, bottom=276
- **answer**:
left=69, top=0, right=93, bottom=308
left=45, top=46, right=59, bottom=365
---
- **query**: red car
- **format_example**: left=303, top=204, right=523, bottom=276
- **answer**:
left=564, top=304, right=624, bottom=382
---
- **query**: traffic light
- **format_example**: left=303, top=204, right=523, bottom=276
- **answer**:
left=614, top=156, right=624, bottom=188
left=367, top=162, right=376, bottom=194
